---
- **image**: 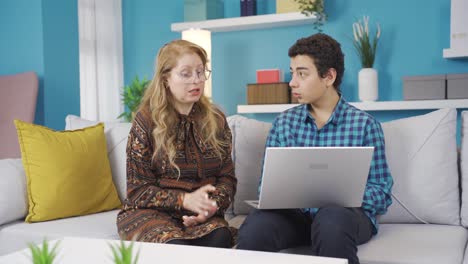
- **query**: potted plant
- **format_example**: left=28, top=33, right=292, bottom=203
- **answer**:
left=293, top=0, right=326, bottom=32
left=109, top=240, right=140, bottom=264
left=118, top=76, right=150, bottom=122
left=28, top=239, right=60, bottom=264
left=352, top=15, right=381, bottom=101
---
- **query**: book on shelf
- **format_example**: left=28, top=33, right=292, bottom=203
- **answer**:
left=241, top=0, right=256, bottom=16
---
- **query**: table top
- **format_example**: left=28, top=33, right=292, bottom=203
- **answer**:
left=0, top=237, right=347, bottom=264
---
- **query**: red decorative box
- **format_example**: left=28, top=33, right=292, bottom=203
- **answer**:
left=256, top=69, right=283, bottom=84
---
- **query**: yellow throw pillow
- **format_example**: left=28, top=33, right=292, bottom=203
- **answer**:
left=14, top=120, right=121, bottom=223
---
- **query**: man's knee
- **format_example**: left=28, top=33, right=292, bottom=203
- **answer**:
left=237, top=210, right=288, bottom=251
left=314, top=207, right=357, bottom=228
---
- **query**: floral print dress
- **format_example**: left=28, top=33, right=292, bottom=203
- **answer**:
left=117, top=104, right=237, bottom=244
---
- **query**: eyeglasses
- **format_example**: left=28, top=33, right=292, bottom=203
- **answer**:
left=175, top=69, right=211, bottom=83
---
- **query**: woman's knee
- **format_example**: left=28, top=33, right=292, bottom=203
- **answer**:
left=196, top=227, right=232, bottom=248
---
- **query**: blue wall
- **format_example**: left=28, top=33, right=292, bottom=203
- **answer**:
left=0, top=0, right=80, bottom=130
left=2, top=0, right=468, bottom=130
left=122, top=0, right=183, bottom=84
left=0, top=0, right=45, bottom=125
left=122, top=0, right=468, bottom=121
left=41, top=0, right=80, bottom=129
left=211, top=0, right=468, bottom=117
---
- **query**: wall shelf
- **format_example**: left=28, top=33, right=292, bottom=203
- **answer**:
left=443, top=48, right=468, bottom=58
left=171, top=12, right=316, bottom=32
left=237, top=99, right=468, bottom=113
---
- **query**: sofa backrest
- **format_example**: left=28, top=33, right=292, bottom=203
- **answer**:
left=2, top=110, right=462, bottom=226
left=227, top=108, right=462, bottom=226
left=226, top=115, right=272, bottom=215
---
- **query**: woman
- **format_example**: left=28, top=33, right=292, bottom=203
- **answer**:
left=117, top=40, right=237, bottom=248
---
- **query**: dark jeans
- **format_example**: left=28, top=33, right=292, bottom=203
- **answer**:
left=166, top=227, right=232, bottom=248
left=237, top=207, right=373, bottom=264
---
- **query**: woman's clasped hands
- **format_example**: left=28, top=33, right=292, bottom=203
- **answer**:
left=182, top=184, right=218, bottom=227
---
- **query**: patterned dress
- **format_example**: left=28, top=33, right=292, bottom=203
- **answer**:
left=116, top=104, right=237, bottom=244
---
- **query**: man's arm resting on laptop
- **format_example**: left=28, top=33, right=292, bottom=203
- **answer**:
left=361, top=121, right=393, bottom=217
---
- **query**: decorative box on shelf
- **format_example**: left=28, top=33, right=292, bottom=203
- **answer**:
left=447, top=73, right=468, bottom=99
left=276, top=0, right=300, bottom=13
left=247, top=82, right=291, bottom=104
left=256, top=69, right=283, bottom=84
left=184, top=0, right=224, bottom=22
left=402, top=74, right=446, bottom=100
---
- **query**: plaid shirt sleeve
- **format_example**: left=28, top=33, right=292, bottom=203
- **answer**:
left=265, top=118, right=283, bottom=148
left=362, top=119, right=393, bottom=217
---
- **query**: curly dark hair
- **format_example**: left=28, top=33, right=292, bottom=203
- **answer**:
left=288, top=33, right=345, bottom=92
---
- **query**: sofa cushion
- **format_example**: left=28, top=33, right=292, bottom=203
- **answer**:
left=15, top=120, right=121, bottom=222
left=0, top=159, right=27, bottom=226
left=460, top=111, right=468, bottom=227
left=65, top=115, right=131, bottom=202
left=379, top=108, right=460, bottom=225
left=0, top=210, right=120, bottom=256
left=358, top=224, right=467, bottom=264
left=227, top=115, right=272, bottom=215
left=280, top=224, right=468, bottom=264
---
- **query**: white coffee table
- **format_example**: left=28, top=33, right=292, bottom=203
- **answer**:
left=0, top=237, right=347, bottom=264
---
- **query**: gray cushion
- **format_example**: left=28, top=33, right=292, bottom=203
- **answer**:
left=358, top=224, right=467, bottom=264
left=460, top=111, right=468, bottom=227
left=282, top=224, right=468, bottom=264
left=379, top=108, right=460, bottom=225
left=227, top=115, right=272, bottom=215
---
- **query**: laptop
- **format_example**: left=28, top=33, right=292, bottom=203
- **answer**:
left=245, top=146, right=374, bottom=209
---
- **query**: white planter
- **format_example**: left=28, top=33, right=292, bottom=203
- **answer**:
left=358, top=68, right=378, bottom=102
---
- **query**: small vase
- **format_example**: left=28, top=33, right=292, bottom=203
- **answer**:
left=358, top=68, right=378, bottom=102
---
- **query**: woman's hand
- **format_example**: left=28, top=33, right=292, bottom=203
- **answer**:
left=182, top=185, right=218, bottom=227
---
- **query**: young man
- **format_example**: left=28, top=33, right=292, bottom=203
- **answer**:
left=236, top=33, right=393, bottom=264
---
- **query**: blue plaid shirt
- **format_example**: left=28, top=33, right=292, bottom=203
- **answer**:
left=262, top=96, right=393, bottom=233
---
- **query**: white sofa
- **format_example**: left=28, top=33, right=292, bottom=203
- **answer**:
left=1, top=109, right=468, bottom=264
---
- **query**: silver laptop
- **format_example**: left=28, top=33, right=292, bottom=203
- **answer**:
left=245, top=146, right=374, bottom=209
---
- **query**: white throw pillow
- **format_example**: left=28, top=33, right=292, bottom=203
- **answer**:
left=379, top=108, right=460, bottom=225
left=65, top=115, right=131, bottom=202
left=459, top=111, right=468, bottom=227
left=227, top=115, right=272, bottom=215
left=0, top=159, right=28, bottom=225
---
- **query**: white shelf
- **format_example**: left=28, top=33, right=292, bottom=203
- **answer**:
left=171, top=12, right=316, bottom=32
left=443, top=48, right=468, bottom=58
left=237, top=99, right=468, bottom=113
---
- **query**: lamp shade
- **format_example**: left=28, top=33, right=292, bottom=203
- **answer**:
left=182, top=29, right=212, bottom=99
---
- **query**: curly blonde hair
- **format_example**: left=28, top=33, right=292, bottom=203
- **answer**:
left=139, top=40, right=228, bottom=175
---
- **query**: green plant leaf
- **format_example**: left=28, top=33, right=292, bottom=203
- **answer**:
left=294, top=0, right=326, bottom=32
left=119, top=75, right=150, bottom=122
left=28, top=239, right=60, bottom=264
left=109, top=240, right=140, bottom=264
left=352, top=16, right=380, bottom=68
